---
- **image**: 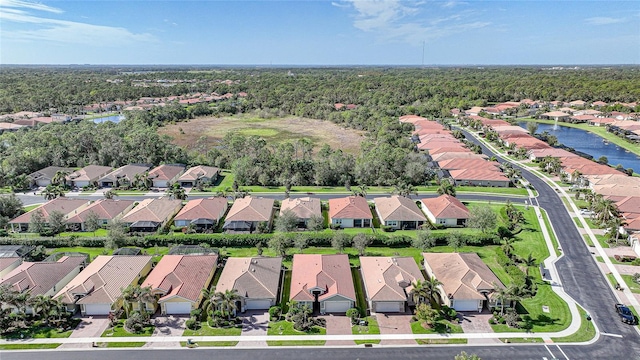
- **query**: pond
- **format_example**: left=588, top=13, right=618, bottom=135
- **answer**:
left=93, top=114, right=125, bottom=124
left=517, top=121, right=640, bottom=171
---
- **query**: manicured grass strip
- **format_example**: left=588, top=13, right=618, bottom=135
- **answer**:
left=267, top=320, right=326, bottom=335
left=354, top=339, right=381, bottom=345
left=352, top=316, right=380, bottom=336
left=552, top=307, right=596, bottom=343
left=621, top=275, right=640, bottom=294
left=0, top=343, right=61, bottom=350
left=416, top=338, right=467, bottom=345
left=180, top=341, right=239, bottom=347
left=59, top=229, right=109, bottom=237
left=541, top=209, right=560, bottom=256
left=279, top=270, right=292, bottom=312
left=1, top=326, right=73, bottom=339
left=267, top=340, right=326, bottom=346
left=499, top=337, right=544, bottom=343
left=101, top=320, right=155, bottom=337
left=411, top=320, right=463, bottom=334
left=595, top=235, right=610, bottom=249
left=183, top=325, right=242, bottom=336
left=104, top=342, right=146, bottom=348
left=351, top=268, right=368, bottom=317
left=582, top=234, right=594, bottom=247
left=23, top=204, right=41, bottom=212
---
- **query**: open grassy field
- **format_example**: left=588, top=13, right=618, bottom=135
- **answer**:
left=159, top=114, right=366, bottom=155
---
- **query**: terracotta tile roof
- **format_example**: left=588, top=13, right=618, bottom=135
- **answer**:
left=225, top=197, right=274, bottom=222
left=280, top=197, right=321, bottom=219
left=360, top=257, right=424, bottom=302
left=399, top=115, right=429, bottom=123
left=0, top=123, right=24, bottom=130
left=373, top=196, right=426, bottom=222
left=589, top=118, right=616, bottom=124
left=428, top=146, right=473, bottom=155
left=121, top=198, right=183, bottom=224
left=142, top=254, right=217, bottom=302
left=480, top=119, right=511, bottom=127
left=423, top=253, right=504, bottom=301
left=542, top=111, right=571, bottom=118
left=492, top=126, right=529, bottom=135
left=216, top=257, right=282, bottom=299
left=0, top=257, right=22, bottom=274
left=570, top=115, right=596, bottom=122
left=178, top=165, right=220, bottom=182
left=0, top=256, right=85, bottom=296
left=430, top=153, right=488, bottom=162
left=148, top=164, right=185, bottom=181
left=507, top=137, right=551, bottom=150
left=328, top=196, right=372, bottom=220
left=421, top=195, right=470, bottom=219
left=449, top=168, right=510, bottom=182
left=592, top=101, right=608, bottom=107
left=10, top=198, right=90, bottom=224
left=417, top=140, right=464, bottom=151
left=55, top=255, right=152, bottom=305
left=614, top=196, right=640, bottom=215
left=174, top=197, right=228, bottom=222
left=528, top=148, right=579, bottom=159
left=290, top=254, right=355, bottom=302
left=66, top=199, right=135, bottom=224
left=437, top=158, right=500, bottom=171
left=66, top=165, right=113, bottom=183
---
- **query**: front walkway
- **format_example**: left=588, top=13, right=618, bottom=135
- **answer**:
left=143, top=315, right=186, bottom=348
left=458, top=311, right=501, bottom=345
left=237, top=311, right=269, bottom=347
left=321, top=314, right=353, bottom=346
left=376, top=314, right=415, bottom=345
left=58, top=316, right=110, bottom=349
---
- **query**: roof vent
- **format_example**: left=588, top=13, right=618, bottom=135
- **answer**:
left=251, top=268, right=255, bottom=272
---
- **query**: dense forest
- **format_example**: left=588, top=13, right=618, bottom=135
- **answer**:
left=0, top=66, right=638, bottom=189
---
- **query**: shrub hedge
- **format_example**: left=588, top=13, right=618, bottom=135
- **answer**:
left=0, top=231, right=500, bottom=249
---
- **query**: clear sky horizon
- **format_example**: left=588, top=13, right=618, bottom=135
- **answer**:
left=1, top=0, right=639, bottom=65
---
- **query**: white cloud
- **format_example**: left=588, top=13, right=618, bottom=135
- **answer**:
left=342, top=0, right=489, bottom=45
left=585, top=16, right=625, bottom=25
left=0, top=0, right=156, bottom=46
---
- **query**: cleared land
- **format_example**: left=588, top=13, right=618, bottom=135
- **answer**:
left=159, top=114, right=366, bottom=155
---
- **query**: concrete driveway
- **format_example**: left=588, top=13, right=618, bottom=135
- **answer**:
left=59, top=316, right=110, bottom=349
left=457, top=311, right=501, bottom=345
left=321, top=314, right=353, bottom=346
left=375, top=313, right=414, bottom=345
left=238, top=310, right=269, bottom=347
left=143, top=315, right=186, bottom=348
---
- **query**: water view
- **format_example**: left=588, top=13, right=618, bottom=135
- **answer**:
left=92, top=114, right=125, bottom=124
left=518, top=122, right=640, bottom=171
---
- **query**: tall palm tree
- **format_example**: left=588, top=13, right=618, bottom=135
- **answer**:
left=30, top=294, right=54, bottom=323
left=605, top=216, right=626, bottom=245
left=51, top=170, right=70, bottom=188
left=215, top=289, right=241, bottom=320
left=411, top=277, right=443, bottom=308
left=493, top=284, right=509, bottom=315
left=593, top=199, right=619, bottom=226
left=437, top=181, right=456, bottom=197
left=42, top=185, right=65, bottom=200
left=201, top=287, right=217, bottom=319
left=501, top=237, right=516, bottom=259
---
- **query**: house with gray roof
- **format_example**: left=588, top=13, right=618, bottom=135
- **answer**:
left=216, top=257, right=283, bottom=312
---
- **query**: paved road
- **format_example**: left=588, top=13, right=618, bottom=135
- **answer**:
left=461, top=128, right=640, bottom=355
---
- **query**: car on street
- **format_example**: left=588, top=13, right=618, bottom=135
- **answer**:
left=615, top=303, right=637, bottom=324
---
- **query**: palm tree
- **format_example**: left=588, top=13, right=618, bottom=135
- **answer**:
left=593, top=198, right=619, bottom=226
left=392, top=182, right=417, bottom=197
left=437, top=181, right=456, bottom=197
left=493, top=284, right=509, bottom=315
left=103, top=189, right=117, bottom=199
left=411, top=279, right=430, bottom=306
left=51, top=170, right=70, bottom=187
left=411, top=277, right=443, bottom=308
left=605, top=216, right=626, bottom=245
left=30, top=294, right=54, bottom=323
left=501, top=237, right=516, bottom=259
left=166, top=183, right=188, bottom=200
left=42, top=185, right=65, bottom=200
left=215, top=289, right=241, bottom=320
left=201, top=287, right=217, bottom=320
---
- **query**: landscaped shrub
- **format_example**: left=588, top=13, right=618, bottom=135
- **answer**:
left=124, top=312, right=149, bottom=333
left=269, top=306, right=282, bottom=321
left=380, top=225, right=394, bottom=232
left=185, top=317, right=199, bottom=330
left=346, top=308, right=360, bottom=325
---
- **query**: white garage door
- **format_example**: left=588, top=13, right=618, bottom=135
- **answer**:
left=84, top=304, right=112, bottom=315
left=374, top=301, right=403, bottom=313
left=245, top=299, right=272, bottom=310
left=164, top=302, right=192, bottom=315
left=323, top=301, right=351, bottom=313
left=453, top=299, right=479, bottom=312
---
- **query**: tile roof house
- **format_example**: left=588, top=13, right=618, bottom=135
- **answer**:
left=0, top=257, right=22, bottom=278
left=65, top=199, right=136, bottom=231
left=29, top=166, right=74, bottom=187
left=421, top=195, right=470, bottom=227
left=9, top=198, right=91, bottom=232
left=173, top=197, right=228, bottom=230
left=66, top=165, right=113, bottom=188
left=141, top=254, right=218, bottom=315
left=279, top=197, right=322, bottom=228
left=359, top=256, right=424, bottom=313
left=373, top=196, right=426, bottom=230
left=448, top=168, right=510, bottom=187
left=55, top=255, right=153, bottom=315
left=98, top=164, right=150, bottom=188
left=328, top=196, right=373, bottom=228
left=423, top=253, right=508, bottom=312
left=541, top=111, right=570, bottom=121
left=178, top=165, right=220, bottom=187
left=216, top=257, right=283, bottom=312
left=290, top=254, right=356, bottom=314
left=0, top=256, right=85, bottom=303
left=121, top=198, right=183, bottom=232
left=223, top=197, right=275, bottom=233
left=147, top=164, right=186, bottom=188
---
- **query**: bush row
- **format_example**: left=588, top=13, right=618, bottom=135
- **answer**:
left=0, top=231, right=501, bottom=249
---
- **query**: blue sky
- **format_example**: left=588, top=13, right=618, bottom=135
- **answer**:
left=1, top=0, right=638, bottom=65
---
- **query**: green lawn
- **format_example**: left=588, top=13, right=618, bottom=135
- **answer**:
left=23, top=204, right=41, bottom=212
left=279, top=270, right=292, bottom=312
left=59, top=229, right=109, bottom=237
left=595, top=235, right=610, bottom=248
left=410, top=320, right=463, bottom=334
left=583, top=235, right=594, bottom=247
left=182, top=325, right=242, bottom=336
left=351, top=316, right=380, bottom=336
left=351, top=268, right=368, bottom=316
left=621, top=275, right=640, bottom=294
left=552, top=307, right=596, bottom=343
left=180, top=341, right=239, bottom=347
left=1, top=325, right=74, bottom=339
left=541, top=210, right=561, bottom=256
left=104, top=342, right=146, bottom=348
left=267, top=320, right=326, bottom=335
left=267, top=340, right=326, bottom=346
left=416, top=338, right=467, bottom=345
left=499, top=337, right=544, bottom=343
left=101, top=320, right=155, bottom=337
left=0, top=343, right=61, bottom=350
left=491, top=280, right=571, bottom=333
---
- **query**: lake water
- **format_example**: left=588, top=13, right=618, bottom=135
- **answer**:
left=93, top=114, right=125, bottom=124
left=517, top=122, right=640, bottom=171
